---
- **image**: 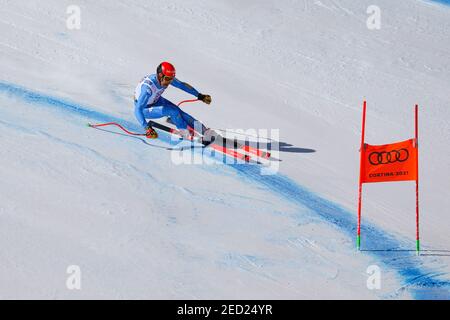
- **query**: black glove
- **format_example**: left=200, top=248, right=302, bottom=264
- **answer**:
left=198, top=93, right=212, bottom=105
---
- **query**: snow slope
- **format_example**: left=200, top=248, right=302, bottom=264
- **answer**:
left=1, top=0, right=449, bottom=299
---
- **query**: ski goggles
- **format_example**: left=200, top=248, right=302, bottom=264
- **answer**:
left=161, top=75, right=174, bottom=82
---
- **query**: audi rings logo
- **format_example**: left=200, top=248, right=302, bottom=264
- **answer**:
left=368, top=149, right=409, bottom=165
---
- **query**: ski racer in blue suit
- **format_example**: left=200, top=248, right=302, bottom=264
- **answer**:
left=134, top=61, right=212, bottom=139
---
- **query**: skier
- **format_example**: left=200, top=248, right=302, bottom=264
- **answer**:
left=134, top=61, right=212, bottom=140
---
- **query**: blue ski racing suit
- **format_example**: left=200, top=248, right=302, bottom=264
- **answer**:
left=134, top=74, right=206, bottom=133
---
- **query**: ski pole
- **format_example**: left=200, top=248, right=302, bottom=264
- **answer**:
left=87, top=122, right=146, bottom=136
left=88, top=99, right=200, bottom=135
left=177, top=99, right=200, bottom=107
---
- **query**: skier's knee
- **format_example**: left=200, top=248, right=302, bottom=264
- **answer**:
left=165, top=107, right=186, bottom=128
left=164, top=105, right=181, bottom=117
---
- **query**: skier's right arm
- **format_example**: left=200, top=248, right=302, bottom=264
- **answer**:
left=134, top=85, right=152, bottom=129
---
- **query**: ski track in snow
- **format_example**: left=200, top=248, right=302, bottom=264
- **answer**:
left=1, top=81, right=449, bottom=299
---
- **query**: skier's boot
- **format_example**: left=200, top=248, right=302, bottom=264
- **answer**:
left=201, top=128, right=217, bottom=146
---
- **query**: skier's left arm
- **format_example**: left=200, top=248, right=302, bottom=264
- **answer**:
left=171, top=78, right=212, bottom=104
